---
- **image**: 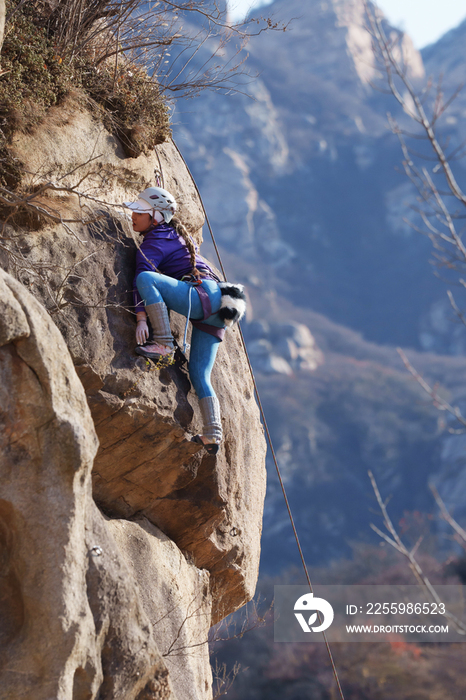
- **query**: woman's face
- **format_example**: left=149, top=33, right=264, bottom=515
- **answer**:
left=131, top=211, right=153, bottom=232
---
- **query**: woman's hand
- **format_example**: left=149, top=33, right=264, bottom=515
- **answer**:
left=136, top=318, right=149, bottom=345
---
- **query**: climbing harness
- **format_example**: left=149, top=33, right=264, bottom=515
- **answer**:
left=171, top=138, right=347, bottom=700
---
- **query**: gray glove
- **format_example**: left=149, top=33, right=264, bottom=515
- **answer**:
left=136, top=319, right=149, bottom=345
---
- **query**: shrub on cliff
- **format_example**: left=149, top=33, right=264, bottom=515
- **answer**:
left=0, top=0, right=171, bottom=174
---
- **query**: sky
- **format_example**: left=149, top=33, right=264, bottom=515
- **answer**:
left=227, top=0, right=466, bottom=48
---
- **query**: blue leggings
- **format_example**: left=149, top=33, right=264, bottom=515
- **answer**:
left=136, top=271, right=224, bottom=399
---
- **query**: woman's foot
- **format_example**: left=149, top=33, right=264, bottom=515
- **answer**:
left=135, top=342, right=174, bottom=360
left=191, top=434, right=220, bottom=455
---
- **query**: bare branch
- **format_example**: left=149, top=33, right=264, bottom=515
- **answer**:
left=397, top=348, right=466, bottom=429
left=375, top=9, right=464, bottom=193
left=369, top=470, right=466, bottom=634
left=447, top=289, right=466, bottom=330
left=430, top=483, right=466, bottom=544
left=212, top=659, right=242, bottom=700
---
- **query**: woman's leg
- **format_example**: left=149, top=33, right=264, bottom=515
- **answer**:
left=136, top=271, right=204, bottom=355
left=189, top=327, right=221, bottom=398
left=136, top=271, right=204, bottom=318
left=137, top=272, right=223, bottom=446
left=189, top=327, right=222, bottom=445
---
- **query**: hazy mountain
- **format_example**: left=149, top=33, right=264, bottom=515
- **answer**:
left=242, top=283, right=466, bottom=573
left=245, top=0, right=423, bottom=159
left=422, top=16, right=466, bottom=89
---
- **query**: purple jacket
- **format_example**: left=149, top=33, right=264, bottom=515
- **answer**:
left=133, top=222, right=218, bottom=309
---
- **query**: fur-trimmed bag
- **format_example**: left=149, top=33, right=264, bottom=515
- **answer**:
left=217, top=283, right=247, bottom=327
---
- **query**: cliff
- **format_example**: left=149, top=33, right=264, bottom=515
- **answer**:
left=0, top=94, right=267, bottom=699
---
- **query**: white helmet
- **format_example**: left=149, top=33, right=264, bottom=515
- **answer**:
left=123, top=186, right=177, bottom=223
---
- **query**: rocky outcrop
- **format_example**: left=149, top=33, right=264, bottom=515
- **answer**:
left=244, top=320, right=324, bottom=375
left=0, top=267, right=221, bottom=700
left=245, top=0, right=423, bottom=156
left=0, top=269, right=177, bottom=699
left=422, top=17, right=466, bottom=119
left=107, top=517, right=213, bottom=700
left=175, top=79, right=291, bottom=265
left=2, top=96, right=267, bottom=626
left=173, top=0, right=460, bottom=354
left=0, top=97, right=266, bottom=697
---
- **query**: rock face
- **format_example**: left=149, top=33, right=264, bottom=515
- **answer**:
left=0, top=99, right=266, bottom=697
left=3, top=96, right=267, bottom=624
left=0, top=269, right=176, bottom=699
left=0, top=267, right=229, bottom=700
left=107, top=517, right=213, bottom=700
left=0, top=0, right=4, bottom=53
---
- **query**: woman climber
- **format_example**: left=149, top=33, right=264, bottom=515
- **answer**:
left=124, top=186, right=246, bottom=455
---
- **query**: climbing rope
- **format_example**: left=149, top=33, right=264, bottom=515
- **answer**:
left=154, top=146, right=165, bottom=188
left=182, top=283, right=193, bottom=353
left=170, top=138, right=346, bottom=700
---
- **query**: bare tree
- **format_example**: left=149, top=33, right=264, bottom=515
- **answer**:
left=365, top=5, right=466, bottom=297
left=369, top=469, right=466, bottom=634
left=361, top=5, right=466, bottom=626
left=364, top=1, right=466, bottom=424
left=211, top=658, right=241, bottom=699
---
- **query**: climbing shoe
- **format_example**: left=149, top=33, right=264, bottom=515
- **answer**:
left=135, top=342, right=175, bottom=362
left=191, top=435, right=220, bottom=455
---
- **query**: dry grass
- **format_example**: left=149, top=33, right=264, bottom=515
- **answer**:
left=0, top=0, right=171, bottom=188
